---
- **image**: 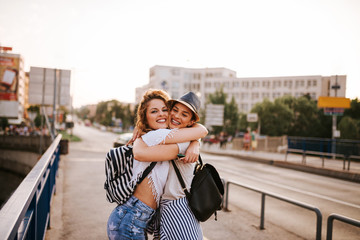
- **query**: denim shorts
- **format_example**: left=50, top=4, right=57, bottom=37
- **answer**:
left=107, top=195, right=155, bottom=240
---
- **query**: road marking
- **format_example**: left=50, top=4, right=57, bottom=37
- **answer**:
left=220, top=167, right=360, bottom=209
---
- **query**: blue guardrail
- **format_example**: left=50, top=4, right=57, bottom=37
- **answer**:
left=0, top=134, right=62, bottom=239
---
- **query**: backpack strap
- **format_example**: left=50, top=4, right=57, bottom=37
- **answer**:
left=109, top=147, right=156, bottom=183
left=138, top=162, right=157, bottom=183
left=171, top=160, right=191, bottom=199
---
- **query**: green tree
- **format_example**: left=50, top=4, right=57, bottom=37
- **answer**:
left=343, top=98, right=360, bottom=119
left=338, top=116, right=360, bottom=139
left=0, top=117, right=8, bottom=130
left=93, top=100, right=136, bottom=131
left=95, top=101, right=111, bottom=126
left=252, top=99, right=293, bottom=136
left=76, top=106, right=90, bottom=120
left=281, top=96, right=323, bottom=137
left=224, top=96, right=239, bottom=136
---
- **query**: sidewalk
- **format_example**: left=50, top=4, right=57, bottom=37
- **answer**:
left=201, top=144, right=360, bottom=183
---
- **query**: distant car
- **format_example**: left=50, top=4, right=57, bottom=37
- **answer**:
left=113, top=133, right=133, bottom=148
left=203, top=135, right=219, bottom=144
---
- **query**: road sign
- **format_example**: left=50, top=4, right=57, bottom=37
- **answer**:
left=324, top=108, right=344, bottom=116
left=247, top=113, right=258, bottom=122
left=205, top=104, right=224, bottom=127
left=317, top=96, right=350, bottom=108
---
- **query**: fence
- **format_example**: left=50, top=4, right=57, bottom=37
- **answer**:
left=287, top=137, right=360, bottom=170
left=326, top=214, right=360, bottom=240
left=223, top=179, right=322, bottom=239
left=231, top=136, right=287, bottom=152
left=0, top=134, right=62, bottom=240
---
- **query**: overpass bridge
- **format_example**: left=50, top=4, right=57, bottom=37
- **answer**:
left=1, top=126, right=359, bottom=239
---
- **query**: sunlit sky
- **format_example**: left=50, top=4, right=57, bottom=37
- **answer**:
left=1, top=0, right=359, bottom=108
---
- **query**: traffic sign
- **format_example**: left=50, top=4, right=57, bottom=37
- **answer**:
left=324, top=108, right=344, bottom=116
left=318, top=96, right=350, bottom=108
left=205, top=104, right=224, bottom=127
left=247, top=113, right=258, bottom=122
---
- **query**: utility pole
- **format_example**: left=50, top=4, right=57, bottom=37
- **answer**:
left=331, top=75, right=340, bottom=159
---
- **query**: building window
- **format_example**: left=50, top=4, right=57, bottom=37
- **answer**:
left=251, top=92, right=259, bottom=99
left=171, top=68, right=180, bottom=76
left=313, top=80, right=317, bottom=86
left=241, top=104, right=248, bottom=112
left=262, top=92, right=270, bottom=99
left=273, top=81, right=281, bottom=88
left=272, top=92, right=281, bottom=99
left=262, top=81, right=270, bottom=88
left=194, top=73, right=201, bottom=80
left=205, top=72, right=214, bottom=78
left=307, top=80, right=311, bottom=87
left=252, top=81, right=260, bottom=88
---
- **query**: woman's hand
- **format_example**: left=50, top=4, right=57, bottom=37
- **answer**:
left=182, top=140, right=200, bottom=163
left=127, top=127, right=142, bottom=145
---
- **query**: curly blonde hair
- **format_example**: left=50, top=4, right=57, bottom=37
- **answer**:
left=135, top=89, right=170, bottom=133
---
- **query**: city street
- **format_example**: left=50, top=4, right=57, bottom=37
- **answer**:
left=46, top=124, right=360, bottom=239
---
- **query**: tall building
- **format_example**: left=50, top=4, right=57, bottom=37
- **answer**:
left=0, top=50, right=26, bottom=124
left=136, top=65, right=346, bottom=113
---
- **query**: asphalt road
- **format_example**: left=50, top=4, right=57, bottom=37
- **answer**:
left=46, top=124, right=360, bottom=240
left=201, top=152, right=360, bottom=240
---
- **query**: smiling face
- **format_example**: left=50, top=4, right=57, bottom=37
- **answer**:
left=146, top=99, right=169, bottom=130
left=169, top=102, right=195, bottom=129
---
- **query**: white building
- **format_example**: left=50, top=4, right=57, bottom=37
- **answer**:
left=136, top=65, right=346, bottom=113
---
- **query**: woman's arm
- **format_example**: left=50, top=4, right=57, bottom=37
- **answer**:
left=133, top=139, right=201, bottom=163
left=164, top=123, right=208, bottom=144
left=133, top=124, right=207, bottom=162
left=133, top=138, right=180, bottom=162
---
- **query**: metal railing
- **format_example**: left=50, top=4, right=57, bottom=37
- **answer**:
left=326, top=213, right=360, bottom=240
left=287, top=137, right=360, bottom=171
left=223, top=179, right=322, bottom=240
left=0, top=134, right=62, bottom=240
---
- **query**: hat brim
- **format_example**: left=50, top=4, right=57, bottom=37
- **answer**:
left=168, top=99, right=200, bottom=122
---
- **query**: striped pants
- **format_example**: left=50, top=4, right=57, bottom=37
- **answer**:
left=159, top=197, right=203, bottom=240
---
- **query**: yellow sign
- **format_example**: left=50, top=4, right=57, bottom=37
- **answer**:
left=318, top=96, right=350, bottom=108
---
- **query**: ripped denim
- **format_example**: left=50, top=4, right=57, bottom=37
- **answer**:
left=107, top=195, right=155, bottom=240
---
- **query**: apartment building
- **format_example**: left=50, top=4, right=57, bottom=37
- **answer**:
left=135, top=65, right=346, bottom=113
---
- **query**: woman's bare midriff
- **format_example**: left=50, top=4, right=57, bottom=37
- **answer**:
left=133, top=179, right=157, bottom=209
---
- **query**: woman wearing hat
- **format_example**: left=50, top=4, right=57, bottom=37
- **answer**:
left=133, top=91, right=205, bottom=239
